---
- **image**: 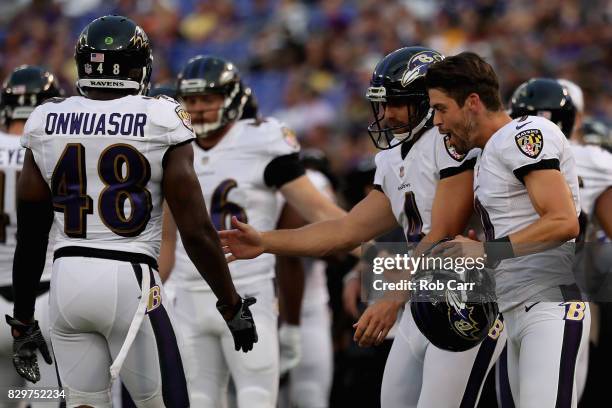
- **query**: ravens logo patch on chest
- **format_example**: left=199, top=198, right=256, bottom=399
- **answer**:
left=515, top=129, right=543, bottom=158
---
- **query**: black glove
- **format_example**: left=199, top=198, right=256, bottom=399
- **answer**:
left=5, top=315, right=52, bottom=383
left=217, top=297, right=258, bottom=352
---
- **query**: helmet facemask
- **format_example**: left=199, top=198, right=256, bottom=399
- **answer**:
left=180, top=81, right=247, bottom=138
left=367, top=89, right=433, bottom=150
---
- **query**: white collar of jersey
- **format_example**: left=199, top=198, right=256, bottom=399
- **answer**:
left=77, top=78, right=141, bottom=90
left=393, top=108, right=433, bottom=143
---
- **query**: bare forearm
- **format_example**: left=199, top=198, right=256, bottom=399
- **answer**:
left=262, top=218, right=359, bottom=257
left=508, top=215, right=578, bottom=256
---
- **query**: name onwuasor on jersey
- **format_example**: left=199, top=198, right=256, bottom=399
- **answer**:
left=44, top=112, right=147, bottom=137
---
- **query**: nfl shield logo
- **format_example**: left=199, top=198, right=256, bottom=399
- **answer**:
left=515, top=129, right=543, bottom=158
left=399, top=166, right=405, bottom=177
left=84, top=63, right=93, bottom=74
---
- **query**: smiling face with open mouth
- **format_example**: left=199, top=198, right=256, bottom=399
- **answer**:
left=428, top=88, right=477, bottom=155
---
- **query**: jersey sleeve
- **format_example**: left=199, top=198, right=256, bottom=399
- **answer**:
left=373, top=151, right=386, bottom=192
left=149, top=97, right=195, bottom=146
left=20, top=106, right=46, bottom=170
left=499, top=119, right=565, bottom=183
left=266, top=120, right=301, bottom=158
left=262, top=120, right=304, bottom=188
left=306, top=169, right=335, bottom=201
left=434, top=133, right=478, bottom=179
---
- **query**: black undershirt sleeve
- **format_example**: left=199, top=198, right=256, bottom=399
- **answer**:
left=512, top=158, right=560, bottom=184
left=12, top=200, right=54, bottom=321
left=263, top=153, right=305, bottom=188
left=439, top=157, right=477, bottom=179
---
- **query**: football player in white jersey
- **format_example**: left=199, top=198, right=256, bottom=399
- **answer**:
left=426, top=53, right=588, bottom=407
left=158, top=55, right=346, bottom=408
left=0, top=65, right=62, bottom=407
left=7, top=16, right=256, bottom=408
left=220, top=46, right=506, bottom=407
left=508, top=78, right=612, bottom=404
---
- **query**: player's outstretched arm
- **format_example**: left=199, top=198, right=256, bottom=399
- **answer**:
left=220, top=188, right=398, bottom=260
left=353, top=170, right=475, bottom=347
left=279, top=175, right=346, bottom=223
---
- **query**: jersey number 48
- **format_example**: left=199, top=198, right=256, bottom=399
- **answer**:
left=51, top=143, right=152, bottom=238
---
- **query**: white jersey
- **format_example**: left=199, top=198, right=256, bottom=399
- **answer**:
left=570, top=142, right=612, bottom=220
left=0, top=131, right=54, bottom=285
left=173, top=118, right=300, bottom=288
left=373, top=127, right=479, bottom=240
left=21, top=95, right=195, bottom=259
left=473, top=116, right=580, bottom=311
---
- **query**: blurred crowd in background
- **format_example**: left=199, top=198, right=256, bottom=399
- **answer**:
left=1, top=0, right=610, bottom=180
left=0, top=1, right=610, bottom=405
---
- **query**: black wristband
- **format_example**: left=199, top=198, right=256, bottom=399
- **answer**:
left=484, top=236, right=514, bottom=268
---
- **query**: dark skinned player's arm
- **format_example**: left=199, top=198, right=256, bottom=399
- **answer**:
left=12, top=150, right=53, bottom=322
left=162, top=142, right=240, bottom=312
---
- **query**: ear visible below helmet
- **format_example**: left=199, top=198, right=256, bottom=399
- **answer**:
left=0, top=65, right=63, bottom=127
left=366, top=46, right=444, bottom=150
left=74, top=15, right=153, bottom=97
left=509, top=78, right=576, bottom=138
left=177, top=55, right=248, bottom=138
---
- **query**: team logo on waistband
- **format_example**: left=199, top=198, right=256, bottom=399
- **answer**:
left=515, top=129, right=543, bottom=159
left=561, top=301, right=586, bottom=321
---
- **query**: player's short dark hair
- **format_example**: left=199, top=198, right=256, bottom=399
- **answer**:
left=425, top=52, right=503, bottom=111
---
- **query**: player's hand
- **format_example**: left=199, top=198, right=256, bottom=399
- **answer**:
left=5, top=315, right=52, bottom=383
left=278, top=324, right=301, bottom=375
left=353, top=300, right=403, bottom=347
left=219, top=216, right=265, bottom=262
left=218, top=297, right=259, bottom=352
left=342, top=274, right=361, bottom=319
left=432, top=234, right=484, bottom=259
